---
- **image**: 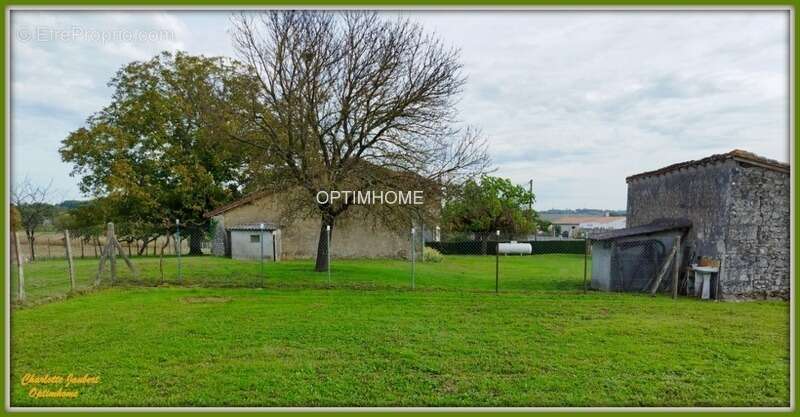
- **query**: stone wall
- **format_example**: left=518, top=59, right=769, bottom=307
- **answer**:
left=627, top=159, right=790, bottom=299
left=627, top=160, right=736, bottom=260
left=211, top=215, right=226, bottom=256
left=721, top=164, right=790, bottom=299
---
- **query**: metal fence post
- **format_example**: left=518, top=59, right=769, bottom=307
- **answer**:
left=260, top=223, right=265, bottom=287
left=420, top=222, right=425, bottom=262
left=495, top=230, right=500, bottom=294
left=176, top=219, right=182, bottom=284
left=583, top=238, right=589, bottom=294
left=411, top=226, right=416, bottom=290
left=326, top=225, right=331, bottom=285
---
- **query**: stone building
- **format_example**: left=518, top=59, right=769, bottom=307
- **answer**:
left=624, top=149, right=789, bottom=299
left=205, top=189, right=435, bottom=259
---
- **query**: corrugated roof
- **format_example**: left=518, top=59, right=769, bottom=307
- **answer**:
left=228, top=223, right=280, bottom=231
left=626, top=149, right=789, bottom=183
left=591, top=218, right=692, bottom=241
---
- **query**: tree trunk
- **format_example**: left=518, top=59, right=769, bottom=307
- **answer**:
left=27, top=231, right=36, bottom=261
left=137, top=237, right=155, bottom=256
left=188, top=229, right=204, bottom=256
left=314, top=214, right=334, bottom=272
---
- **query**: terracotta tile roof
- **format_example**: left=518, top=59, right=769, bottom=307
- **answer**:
left=204, top=190, right=271, bottom=218
left=626, top=149, right=789, bottom=183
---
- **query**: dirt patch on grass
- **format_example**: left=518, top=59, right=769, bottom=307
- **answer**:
left=180, top=296, right=232, bottom=304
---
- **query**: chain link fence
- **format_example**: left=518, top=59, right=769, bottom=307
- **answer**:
left=421, top=227, right=590, bottom=293
left=11, top=215, right=719, bottom=307
left=587, top=235, right=685, bottom=297
left=12, top=221, right=595, bottom=306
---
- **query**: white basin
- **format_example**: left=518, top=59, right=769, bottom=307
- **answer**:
left=692, top=265, right=719, bottom=273
left=691, top=264, right=719, bottom=300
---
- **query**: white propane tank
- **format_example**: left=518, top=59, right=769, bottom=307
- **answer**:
left=497, top=241, right=532, bottom=255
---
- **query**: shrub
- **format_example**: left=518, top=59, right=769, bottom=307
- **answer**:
left=423, top=246, right=444, bottom=263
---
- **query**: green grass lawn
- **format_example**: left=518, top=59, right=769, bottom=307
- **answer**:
left=12, top=254, right=588, bottom=304
left=10, top=255, right=789, bottom=407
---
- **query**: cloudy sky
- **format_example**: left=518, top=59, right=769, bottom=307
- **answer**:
left=10, top=10, right=789, bottom=210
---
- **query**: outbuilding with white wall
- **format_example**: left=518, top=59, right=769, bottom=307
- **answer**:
left=228, top=223, right=281, bottom=261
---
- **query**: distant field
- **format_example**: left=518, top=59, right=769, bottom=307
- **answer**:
left=10, top=255, right=789, bottom=407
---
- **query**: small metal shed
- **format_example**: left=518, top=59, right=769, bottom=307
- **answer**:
left=228, top=223, right=281, bottom=262
left=590, top=219, right=691, bottom=293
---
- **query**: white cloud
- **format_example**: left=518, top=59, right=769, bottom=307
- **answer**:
left=10, top=10, right=789, bottom=209
left=403, top=11, right=788, bottom=209
left=10, top=10, right=231, bottom=200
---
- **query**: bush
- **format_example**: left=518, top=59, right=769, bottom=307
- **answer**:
left=423, top=246, right=444, bottom=263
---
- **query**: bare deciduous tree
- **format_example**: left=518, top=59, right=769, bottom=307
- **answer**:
left=228, top=11, right=489, bottom=271
left=11, top=178, right=56, bottom=261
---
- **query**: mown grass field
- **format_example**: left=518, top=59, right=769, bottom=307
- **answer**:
left=12, top=254, right=586, bottom=304
left=10, top=255, right=790, bottom=407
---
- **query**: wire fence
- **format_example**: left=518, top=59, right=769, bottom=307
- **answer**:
left=11, top=222, right=597, bottom=306
left=11, top=218, right=719, bottom=308
left=13, top=231, right=196, bottom=262
left=586, top=234, right=689, bottom=298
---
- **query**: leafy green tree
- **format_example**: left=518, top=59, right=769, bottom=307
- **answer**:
left=60, top=52, right=251, bottom=255
left=442, top=176, right=536, bottom=252
left=60, top=199, right=116, bottom=256
left=537, top=218, right=552, bottom=234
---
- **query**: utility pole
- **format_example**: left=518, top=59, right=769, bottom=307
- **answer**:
left=529, top=179, right=533, bottom=212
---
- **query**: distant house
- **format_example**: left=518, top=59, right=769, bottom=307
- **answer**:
left=551, top=215, right=626, bottom=238
left=206, top=190, right=410, bottom=259
left=579, top=217, right=627, bottom=235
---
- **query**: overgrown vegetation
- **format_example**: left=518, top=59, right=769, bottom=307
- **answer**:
left=423, top=246, right=444, bottom=263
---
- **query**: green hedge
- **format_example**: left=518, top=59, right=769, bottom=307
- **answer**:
left=426, top=240, right=585, bottom=256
